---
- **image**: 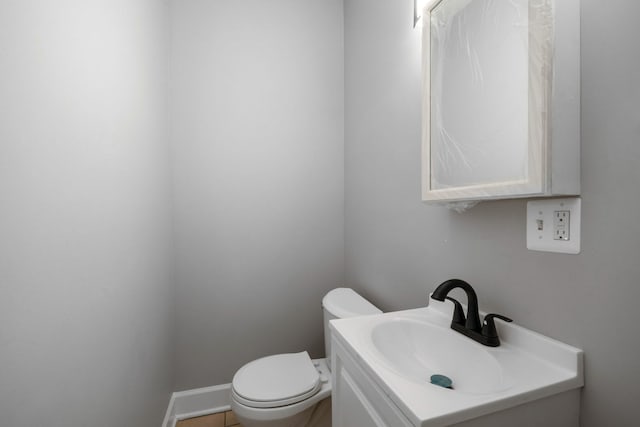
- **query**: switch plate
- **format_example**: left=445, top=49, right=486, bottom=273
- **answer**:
left=527, top=198, right=581, bottom=254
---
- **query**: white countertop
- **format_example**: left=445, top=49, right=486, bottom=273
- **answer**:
left=330, top=299, right=584, bottom=427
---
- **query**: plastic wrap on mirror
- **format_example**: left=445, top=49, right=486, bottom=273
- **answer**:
left=445, top=200, right=480, bottom=213
left=423, top=0, right=555, bottom=208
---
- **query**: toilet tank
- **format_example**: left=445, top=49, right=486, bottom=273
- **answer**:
left=322, top=288, right=381, bottom=368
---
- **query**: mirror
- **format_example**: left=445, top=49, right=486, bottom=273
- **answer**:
left=421, top=0, right=580, bottom=205
left=430, top=0, right=529, bottom=189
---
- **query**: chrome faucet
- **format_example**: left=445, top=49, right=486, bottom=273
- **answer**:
left=431, top=279, right=512, bottom=347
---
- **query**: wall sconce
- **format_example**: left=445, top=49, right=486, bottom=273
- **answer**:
left=414, top=0, right=435, bottom=28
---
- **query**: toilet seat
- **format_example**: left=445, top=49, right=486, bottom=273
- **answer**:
left=231, top=352, right=321, bottom=409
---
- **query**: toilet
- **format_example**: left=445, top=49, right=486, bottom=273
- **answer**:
left=230, top=288, right=381, bottom=427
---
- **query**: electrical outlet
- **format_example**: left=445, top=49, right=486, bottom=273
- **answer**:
left=527, top=198, right=581, bottom=254
left=553, top=211, right=570, bottom=241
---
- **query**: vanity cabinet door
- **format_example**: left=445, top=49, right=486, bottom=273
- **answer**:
left=332, top=339, right=414, bottom=427
left=333, top=368, right=386, bottom=427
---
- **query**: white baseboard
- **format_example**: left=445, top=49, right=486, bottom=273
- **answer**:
left=162, top=383, right=232, bottom=427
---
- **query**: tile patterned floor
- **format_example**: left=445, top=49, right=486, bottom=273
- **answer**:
left=175, top=410, right=242, bottom=427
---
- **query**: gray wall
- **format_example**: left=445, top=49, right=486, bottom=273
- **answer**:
left=345, top=0, right=640, bottom=426
left=0, top=1, right=174, bottom=426
left=3, top=1, right=637, bottom=424
left=169, top=0, right=345, bottom=389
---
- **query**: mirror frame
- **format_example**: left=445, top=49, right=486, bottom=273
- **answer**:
left=421, top=0, right=557, bottom=203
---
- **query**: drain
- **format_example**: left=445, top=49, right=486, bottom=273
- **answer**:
left=430, top=374, right=453, bottom=389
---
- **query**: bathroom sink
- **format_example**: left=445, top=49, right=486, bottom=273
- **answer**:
left=370, top=319, right=509, bottom=394
left=330, top=298, right=584, bottom=426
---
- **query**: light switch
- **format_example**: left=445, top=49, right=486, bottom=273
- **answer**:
left=527, top=198, right=581, bottom=254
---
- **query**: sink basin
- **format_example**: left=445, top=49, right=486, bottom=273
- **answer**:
left=330, top=300, right=584, bottom=427
left=370, top=319, right=509, bottom=394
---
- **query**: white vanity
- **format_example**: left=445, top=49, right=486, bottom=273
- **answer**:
left=330, top=299, right=583, bottom=427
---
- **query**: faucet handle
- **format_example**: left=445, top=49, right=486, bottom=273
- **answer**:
left=482, top=313, right=513, bottom=339
left=445, top=297, right=466, bottom=325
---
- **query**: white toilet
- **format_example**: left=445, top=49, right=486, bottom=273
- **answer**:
left=230, top=288, right=381, bottom=427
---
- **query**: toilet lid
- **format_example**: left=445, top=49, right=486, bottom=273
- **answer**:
left=232, top=352, right=320, bottom=408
